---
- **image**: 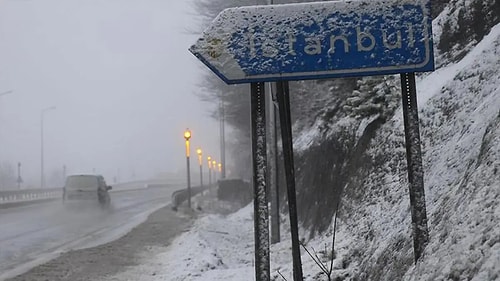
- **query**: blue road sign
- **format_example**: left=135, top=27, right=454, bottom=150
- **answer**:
left=190, top=0, right=434, bottom=84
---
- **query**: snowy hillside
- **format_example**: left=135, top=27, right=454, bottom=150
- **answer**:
left=308, top=22, right=500, bottom=281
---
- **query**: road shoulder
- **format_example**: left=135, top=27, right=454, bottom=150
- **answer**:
left=6, top=205, right=195, bottom=281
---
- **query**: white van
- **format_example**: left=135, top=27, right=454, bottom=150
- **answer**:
left=63, top=175, right=111, bottom=207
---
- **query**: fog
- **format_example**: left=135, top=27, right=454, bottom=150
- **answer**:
left=0, top=0, right=220, bottom=187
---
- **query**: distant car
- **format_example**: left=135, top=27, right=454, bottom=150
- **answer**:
left=63, top=174, right=112, bottom=208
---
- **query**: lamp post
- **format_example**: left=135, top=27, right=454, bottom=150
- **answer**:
left=17, top=162, right=23, bottom=189
left=184, top=128, right=192, bottom=208
left=62, top=164, right=67, bottom=186
left=219, top=98, right=226, bottom=179
left=41, top=106, right=56, bottom=188
left=197, top=148, right=203, bottom=188
left=207, top=156, right=212, bottom=188
left=212, top=160, right=217, bottom=183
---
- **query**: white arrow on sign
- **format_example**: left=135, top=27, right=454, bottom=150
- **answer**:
left=189, top=0, right=434, bottom=84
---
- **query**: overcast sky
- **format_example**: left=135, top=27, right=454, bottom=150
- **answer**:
left=0, top=0, right=221, bottom=187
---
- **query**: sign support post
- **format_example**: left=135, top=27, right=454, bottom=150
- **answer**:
left=250, top=82, right=270, bottom=281
left=400, top=73, right=429, bottom=262
left=276, top=81, right=304, bottom=281
left=269, top=84, right=281, bottom=244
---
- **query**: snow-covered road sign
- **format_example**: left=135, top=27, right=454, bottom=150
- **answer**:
left=189, top=0, right=434, bottom=84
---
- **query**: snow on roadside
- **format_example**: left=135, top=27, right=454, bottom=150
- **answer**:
left=99, top=201, right=361, bottom=280
left=101, top=205, right=256, bottom=281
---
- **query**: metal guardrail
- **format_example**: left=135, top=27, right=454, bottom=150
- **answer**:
left=0, top=180, right=183, bottom=207
left=171, top=185, right=209, bottom=210
left=0, top=188, right=62, bottom=205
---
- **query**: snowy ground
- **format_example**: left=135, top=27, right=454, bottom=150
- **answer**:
left=99, top=202, right=360, bottom=281
left=100, top=204, right=257, bottom=281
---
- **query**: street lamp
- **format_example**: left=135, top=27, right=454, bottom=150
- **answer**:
left=207, top=156, right=212, bottom=188
left=184, top=128, right=192, bottom=208
left=218, top=162, right=222, bottom=173
left=41, top=106, right=56, bottom=188
left=197, top=148, right=203, bottom=188
left=212, top=160, right=217, bottom=183
left=17, top=162, right=23, bottom=189
left=63, top=164, right=67, bottom=186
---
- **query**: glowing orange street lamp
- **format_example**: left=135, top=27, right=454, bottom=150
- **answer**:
left=184, top=130, right=191, bottom=156
left=212, top=160, right=217, bottom=183
left=218, top=162, right=222, bottom=173
left=184, top=128, right=192, bottom=208
left=197, top=148, right=203, bottom=188
left=207, top=156, right=212, bottom=187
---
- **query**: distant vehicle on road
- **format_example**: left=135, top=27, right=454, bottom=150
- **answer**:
left=217, top=178, right=251, bottom=206
left=63, top=174, right=112, bottom=208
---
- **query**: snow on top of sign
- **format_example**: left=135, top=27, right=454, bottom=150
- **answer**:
left=200, top=0, right=429, bottom=42
left=219, top=0, right=425, bottom=23
left=189, top=0, right=432, bottom=83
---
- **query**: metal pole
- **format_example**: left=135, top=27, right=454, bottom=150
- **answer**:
left=208, top=159, right=212, bottom=188
left=267, top=0, right=280, bottom=245
left=400, top=73, right=429, bottom=263
left=220, top=99, right=226, bottom=179
left=273, top=99, right=281, bottom=242
left=17, top=162, right=21, bottom=189
left=199, top=163, right=203, bottom=188
left=250, top=82, right=270, bottom=281
left=184, top=129, right=192, bottom=208
left=63, top=165, right=66, bottom=182
left=41, top=112, right=44, bottom=188
left=213, top=161, right=217, bottom=183
left=187, top=155, right=191, bottom=208
left=268, top=82, right=280, bottom=244
left=276, top=81, right=303, bottom=281
left=197, top=150, right=203, bottom=188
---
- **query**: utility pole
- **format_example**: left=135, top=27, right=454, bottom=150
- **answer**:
left=219, top=98, right=226, bottom=179
left=17, top=162, right=23, bottom=189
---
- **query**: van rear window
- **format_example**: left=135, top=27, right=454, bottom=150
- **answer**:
left=65, top=176, right=99, bottom=190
